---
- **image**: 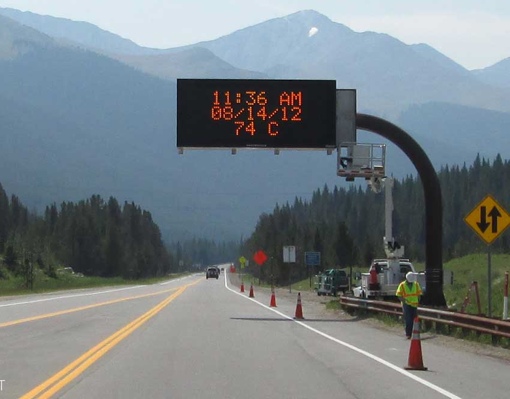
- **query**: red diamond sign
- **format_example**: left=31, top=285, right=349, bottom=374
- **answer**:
left=253, top=250, right=268, bottom=266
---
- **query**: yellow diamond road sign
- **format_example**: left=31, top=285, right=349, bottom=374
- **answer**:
left=464, top=195, right=510, bottom=244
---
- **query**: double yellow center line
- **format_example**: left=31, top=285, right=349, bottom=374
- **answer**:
left=21, top=280, right=198, bottom=398
left=0, top=287, right=178, bottom=329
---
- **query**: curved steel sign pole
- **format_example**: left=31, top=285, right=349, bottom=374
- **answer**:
left=356, top=113, right=447, bottom=307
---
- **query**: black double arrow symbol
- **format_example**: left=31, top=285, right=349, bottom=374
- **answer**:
left=476, top=206, right=502, bottom=233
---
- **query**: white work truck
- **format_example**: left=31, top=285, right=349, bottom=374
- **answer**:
left=352, top=177, right=425, bottom=298
left=351, top=176, right=453, bottom=299
left=352, top=258, right=426, bottom=299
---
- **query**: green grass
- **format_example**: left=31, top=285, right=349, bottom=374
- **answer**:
left=374, top=312, right=402, bottom=327
left=0, top=270, right=191, bottom=297
left=325, top=300, right=342, bottom=310
left=238, top=272, right=311, bottom=291
left=291, top=277, right=317, bottom=292
left=442, top=253, right=510, bottom=317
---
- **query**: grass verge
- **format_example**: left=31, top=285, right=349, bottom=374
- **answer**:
left=0, top=272, right=191, bottom=297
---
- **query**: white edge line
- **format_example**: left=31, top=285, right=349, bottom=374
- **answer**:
left=0, top=274, right=198, bottom=308
left=223, top=272, right=462, bottom=399
left=0, top=285, right=148, bottom=308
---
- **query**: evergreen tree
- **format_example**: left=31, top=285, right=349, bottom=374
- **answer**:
left=104, top=197, right=123, bottom=277
left=0, top=183, right=9, bottom=252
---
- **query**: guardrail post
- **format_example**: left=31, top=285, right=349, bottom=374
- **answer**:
left=434, top=314, right=442, bottom=334
left=503, top=271, right=509, bottom=320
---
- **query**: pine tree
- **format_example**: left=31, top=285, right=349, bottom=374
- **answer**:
left=0, top=183, right=9, bottom=252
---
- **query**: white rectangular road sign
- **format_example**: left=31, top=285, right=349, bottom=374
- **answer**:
left=283, top=246, right=296, bottom=263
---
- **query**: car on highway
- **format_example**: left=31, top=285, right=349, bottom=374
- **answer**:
left=206, top=267, right=219, bottom=279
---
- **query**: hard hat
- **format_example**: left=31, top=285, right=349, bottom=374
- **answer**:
left=405, top=272, right=414, bottom=281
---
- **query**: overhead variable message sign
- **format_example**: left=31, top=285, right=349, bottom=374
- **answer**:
left=177, top=79, right=337, bottom=149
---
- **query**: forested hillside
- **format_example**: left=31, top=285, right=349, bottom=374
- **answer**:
left=0, top=184, right=243, bottom=283
left=2, top=155, right=509, bottom=286
left=0, top=188, right=175, bottom=280
left=241, top=155, right=510, bottom=285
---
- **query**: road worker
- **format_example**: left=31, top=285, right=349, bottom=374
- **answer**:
left=396, top=272, right=423, bottom=338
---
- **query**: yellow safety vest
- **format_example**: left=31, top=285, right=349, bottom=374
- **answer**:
left=396, top=281, right=422, bottom=307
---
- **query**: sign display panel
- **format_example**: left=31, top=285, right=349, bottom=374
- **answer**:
left=177, top=79, right=336, bottom=149
left=253, top=250, right=268, bottom=266
left=283, top=246, right=296, bottom=263
left=305, top=251, right=321, bottom=266
left=464, top=194, right=510, bottom=244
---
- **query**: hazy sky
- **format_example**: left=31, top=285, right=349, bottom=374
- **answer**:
left=0, top=0, right=509, bottom=70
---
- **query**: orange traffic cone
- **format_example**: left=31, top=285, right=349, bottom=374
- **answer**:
left=240, top=282, right=245, bottom=293
left=404, top=317, right=427, bottom=371
left=294, top=292, right=304, bottom=319
left=270, top=288, right=277, bottom=307
left=249, top=283, right=254, bottom=298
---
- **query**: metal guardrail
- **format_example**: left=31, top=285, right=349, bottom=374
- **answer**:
left=339, top=296, right=510, bottom=343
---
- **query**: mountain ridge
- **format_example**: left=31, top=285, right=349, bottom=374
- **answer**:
left=472, top=57, right=510, bottom=88
left=0, top=7, right=155, bottom=55
left=0, top=9, right=509, bottom=241
left=2, top=7, right=508, bottom=70
left=182, top=10, right=510, bottom=116
left=3, top=7, right=509, bottom=114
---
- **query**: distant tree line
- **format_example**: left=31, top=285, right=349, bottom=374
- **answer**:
left=169, top=238, right=241, bottom=272
left=0, top=191, right=175, bottom=280
left=2, top=155, right=509, bottom=285
left=241, top=154, right=510, bottom=285
left=0, top=186, right=242, bottom=283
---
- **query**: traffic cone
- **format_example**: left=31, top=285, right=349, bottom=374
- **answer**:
left=404, top=317, right=427, bottom=371
left=270, top=288, right=277, bottom=307
left=294, top=292, right=304, bottom=319
left=240, top=282, right=245, bottom=293
left=249, top=283, right=254, bottom=298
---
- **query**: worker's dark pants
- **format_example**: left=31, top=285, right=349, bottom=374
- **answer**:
left=402, top=303, right=418, bottom=337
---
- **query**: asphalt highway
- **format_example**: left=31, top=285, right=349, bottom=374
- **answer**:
left=0, top=267, right=508, bottom=398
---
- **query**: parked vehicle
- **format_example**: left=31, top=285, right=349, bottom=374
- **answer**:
left=352, top=258, right=424, bottom=299
left=314, top=269, right=349, bottom=296
left=352, top=258, right=453, bottom=299
left=350, top=177, right=427, bottom=299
